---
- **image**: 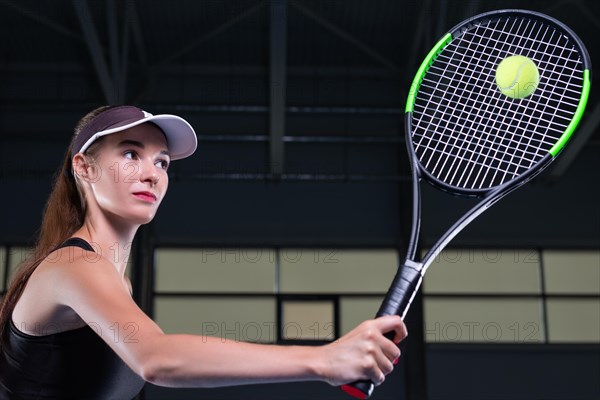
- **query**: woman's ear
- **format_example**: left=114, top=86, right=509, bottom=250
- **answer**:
left=72, top=154, right=98, bottom=183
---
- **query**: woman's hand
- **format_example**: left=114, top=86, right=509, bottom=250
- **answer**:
left=317, top=315, right=407, bottom=387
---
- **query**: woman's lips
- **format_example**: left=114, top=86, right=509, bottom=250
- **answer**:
left=132, top=191, right=157, bottom=202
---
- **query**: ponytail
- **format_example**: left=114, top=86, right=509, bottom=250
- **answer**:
left=0, top=105, right=114, bottom=349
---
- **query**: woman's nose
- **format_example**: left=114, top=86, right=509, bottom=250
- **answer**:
left=140, top=162, right=159, bottom=185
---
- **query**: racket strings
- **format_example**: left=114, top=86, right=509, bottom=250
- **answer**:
left=414, top=17, right=532, bottom=187
left=479, top=18, right=557, bottom=186
left=500, top=23, right=576, bottom=185
left=423, top=18, right=568, bottom=187
left=414, top=18, right=580, bottom=188
left=421, top=65, right=582, bottom=106
left=427, top=21, right=500, bottom=185
left=411, top=15, right=584, bottom=190
left=447, top=17, right=534, bottom=187
left=412, top=96, right=570, bottom=149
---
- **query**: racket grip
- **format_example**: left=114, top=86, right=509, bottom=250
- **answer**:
left=377, top=260, right=423, bottom=318
left=340, top=262, right=422, bottom=399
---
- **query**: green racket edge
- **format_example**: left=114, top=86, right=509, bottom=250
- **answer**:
left=405, top=33, right=452, bottom=114
left=549, top=69, right=591, bottom=156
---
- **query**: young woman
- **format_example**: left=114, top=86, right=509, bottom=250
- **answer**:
left=0, top=105, right=407, bottom=399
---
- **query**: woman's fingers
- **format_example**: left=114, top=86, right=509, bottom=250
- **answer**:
left=357, top=316, right=406, bottom=384
left=372, top=315, right=408, bottom=344
left=320, top=316, right=408, bottom=387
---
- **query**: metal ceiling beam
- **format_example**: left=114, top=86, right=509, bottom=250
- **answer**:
left=147, top=64, right=398, bottom=78
left=269, top=0, right=287, bottom=180
left=72, top=0, right=117, bottom=104
left=290, top=1, right=400, bottom=75
left=412, top=0, right=480, bottom=67
left=152, top=1, right=267, bottom=69
left=106, top=0, right=129, bottom=104
left=133, top=1, right=266, bottom=103
left=119, top=6, right=131, bottom=104
left=435, top=0, right=449, bottom=38
left=0, top=62, right=401, bottom=80
left=128, top=1, right=149, bottom=73
left=106, top=0, right=123, bottom=103
left=405, top=0, right=430, bottom=84
left=0, top=0, right=83, bottom=42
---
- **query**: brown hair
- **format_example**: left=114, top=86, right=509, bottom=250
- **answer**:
left=0, top=105, right=115, bottom=348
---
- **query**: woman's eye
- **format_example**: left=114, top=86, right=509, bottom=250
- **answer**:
left=124, top=150, right=137, bottom=160
left=156, top=159, right=169, bottom=170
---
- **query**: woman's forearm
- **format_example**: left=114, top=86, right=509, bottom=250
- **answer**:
left=135, top=316, right=405, bottom=388
left=141, top=334, right=325, bottom=388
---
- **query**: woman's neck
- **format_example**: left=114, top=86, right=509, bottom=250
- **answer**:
left=72, top=216, right=139, bottom=276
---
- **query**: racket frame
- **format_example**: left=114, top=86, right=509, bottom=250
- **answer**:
left=343, top=8, right=591, bottom=400
left=389, top=7, right=592, bottom=320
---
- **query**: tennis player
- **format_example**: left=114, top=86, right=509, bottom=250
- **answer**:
left=0, top=105, right=406, bottom=399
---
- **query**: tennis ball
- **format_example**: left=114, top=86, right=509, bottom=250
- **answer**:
left=495, top=55, right=540, bottom=99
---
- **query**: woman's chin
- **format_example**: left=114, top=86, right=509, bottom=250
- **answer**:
left=138, top=214, right=157, bottom=225
left=124, top=211, right=157, bottom=226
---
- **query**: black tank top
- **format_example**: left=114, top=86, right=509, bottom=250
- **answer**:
left=0, top=238, right=145, bottom=399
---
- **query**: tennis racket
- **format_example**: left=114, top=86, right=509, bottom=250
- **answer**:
left=341, top=9, right=591, bottom=399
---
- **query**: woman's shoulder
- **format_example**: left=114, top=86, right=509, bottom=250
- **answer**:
left=36, top=242, right=121, bottom=289
left=14, top=241, right=133, bottom=335
left=29, top=250, right=130, bottom=323
left=12, top=242, right=117, bottom=334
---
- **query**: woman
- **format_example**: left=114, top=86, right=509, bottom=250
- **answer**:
left=0, top=105, right=407, bottom=399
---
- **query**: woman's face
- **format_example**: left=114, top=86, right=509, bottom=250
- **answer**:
left=82, top=123, right=171, bottom=225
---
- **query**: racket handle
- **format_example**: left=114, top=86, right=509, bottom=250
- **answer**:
left=377, top=260, right=423, bottom=318
left=341, top=381, right=374, bottom=399
left=340, top=262, right=422, bottom=399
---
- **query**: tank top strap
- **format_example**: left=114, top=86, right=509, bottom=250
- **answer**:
left=55, top=237, right=95, bottom=252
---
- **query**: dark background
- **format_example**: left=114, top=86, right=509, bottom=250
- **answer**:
left=0, top=1, right=598, bottom=399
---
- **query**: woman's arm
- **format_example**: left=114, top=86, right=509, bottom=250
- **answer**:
left=51, top=254, right=406, bottom=388
left=139, top=315, right=404, bottom=388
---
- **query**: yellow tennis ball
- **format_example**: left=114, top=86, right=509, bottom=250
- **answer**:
left=495, top=55, right=540, bottom=99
